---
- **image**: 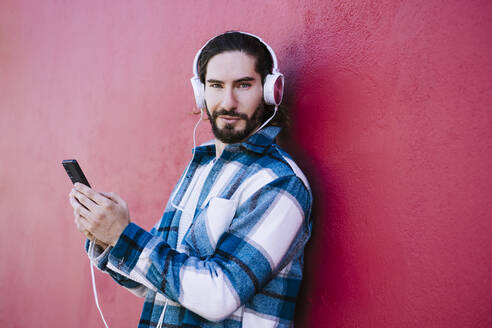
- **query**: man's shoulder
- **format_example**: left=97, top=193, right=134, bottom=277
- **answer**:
left=242, top=145, right=311, bottom=193
left=270, top=145, right=310, bottom=191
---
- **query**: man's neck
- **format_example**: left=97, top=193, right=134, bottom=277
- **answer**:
left=215, top=139, right=226, bottom=159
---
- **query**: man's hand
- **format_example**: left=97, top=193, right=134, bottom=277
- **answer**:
left=69, top=183, right=130, bottom=247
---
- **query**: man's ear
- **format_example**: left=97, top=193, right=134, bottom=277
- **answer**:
left=191, top=106, right=201, bottom=115
left=191, top=105, right=209, bottom=120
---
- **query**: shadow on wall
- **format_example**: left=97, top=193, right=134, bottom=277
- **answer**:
left=277, top=39, right=356, bottom=326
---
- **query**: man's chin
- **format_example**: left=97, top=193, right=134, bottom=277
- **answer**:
left=213, top=126, right=251, bottom=144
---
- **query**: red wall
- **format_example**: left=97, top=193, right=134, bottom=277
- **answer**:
left=1, top=1, right=491, bottom=327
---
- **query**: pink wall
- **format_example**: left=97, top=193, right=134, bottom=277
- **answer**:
left=1, top=1, right=491, bottom=327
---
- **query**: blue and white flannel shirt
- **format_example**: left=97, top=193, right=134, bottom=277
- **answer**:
left=88, top=126, right=312, bottom=327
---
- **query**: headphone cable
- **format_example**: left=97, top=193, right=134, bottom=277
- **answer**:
left=89, top=240, right=110, bottom=328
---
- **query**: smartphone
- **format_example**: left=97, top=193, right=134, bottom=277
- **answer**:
left=62, top=159, right=91, bottom=188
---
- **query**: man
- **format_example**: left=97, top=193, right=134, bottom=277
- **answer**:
left=69, top=31, right=312, bottom=327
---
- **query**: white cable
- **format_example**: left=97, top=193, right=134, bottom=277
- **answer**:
left=172, top=110, right=204, bottom=211
left=252, top=105, right=278, bottom=135
left=89, top=240, right=110, bottom=328
left=156, top=301, right=168, bottom=328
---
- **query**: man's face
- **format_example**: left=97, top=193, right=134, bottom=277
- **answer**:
left=204, top=51, right=264, bottom=144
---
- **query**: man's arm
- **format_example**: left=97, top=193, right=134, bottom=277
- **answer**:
left=70, top=176, right=311, bottom=321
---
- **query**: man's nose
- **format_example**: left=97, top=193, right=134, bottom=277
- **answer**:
left=221, top=87, right=238, bottom=110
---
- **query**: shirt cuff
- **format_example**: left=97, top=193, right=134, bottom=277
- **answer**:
left=108, top=222, right=154, bottom=275
left=85, top=239, right=113, bottom=271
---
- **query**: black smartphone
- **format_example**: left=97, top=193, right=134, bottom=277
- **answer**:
left=62, top=159, right=91, bottom=188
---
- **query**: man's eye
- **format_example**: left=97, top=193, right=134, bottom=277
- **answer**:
left=238, top=83, right=251, bottom=89
left=209, top=83, right=222, bottom=88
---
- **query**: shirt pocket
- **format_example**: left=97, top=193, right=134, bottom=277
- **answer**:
left=183, top=197, right=237, bottom=258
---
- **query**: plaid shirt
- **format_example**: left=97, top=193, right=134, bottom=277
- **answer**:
left=89, top=126, right=312, bottom=327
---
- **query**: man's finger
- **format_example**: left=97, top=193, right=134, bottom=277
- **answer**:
left=75, top=214, right=91, bottom=233
left=74, top=183, right=110, bottom=206
left=100, top=191, right=126, bottom=206
left=70, top=194, right=92, bottom=218
left=69, top=193, right=91, bottom=214
left=72, top=190, right=98, bottom=213
left=75, top=218, right=90, bottom=237
left=99, top=191, right=116, bottom=202
left=75, top=218, right=97, bottom=242
left=83, top=230, right=94, bottom=241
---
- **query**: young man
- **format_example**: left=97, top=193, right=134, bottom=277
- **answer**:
left=69, top=31, right=312, bottom=327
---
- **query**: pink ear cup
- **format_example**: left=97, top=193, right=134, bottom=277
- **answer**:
left=263, top=73, right=284, bottom=106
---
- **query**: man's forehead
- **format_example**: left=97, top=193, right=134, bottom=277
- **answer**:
left=205, top=51, right=261, bottom=81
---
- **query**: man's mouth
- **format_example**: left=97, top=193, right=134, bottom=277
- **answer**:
left=218, top=115, right=241, bottom=124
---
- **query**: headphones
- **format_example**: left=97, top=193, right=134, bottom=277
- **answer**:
left=172, top=32, right=283, bottom=213
left=190, top=31, right=285, bottom=111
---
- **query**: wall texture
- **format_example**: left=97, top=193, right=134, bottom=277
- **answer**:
left=1, top=1, right=491, bottom=327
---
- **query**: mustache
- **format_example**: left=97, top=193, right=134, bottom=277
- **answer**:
left=212, top=109, right=249, bottom=120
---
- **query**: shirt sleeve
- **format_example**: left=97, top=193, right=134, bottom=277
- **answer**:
left=84, top=239, right=149, bottom=298
left=106, top=175, right=312, bottom=322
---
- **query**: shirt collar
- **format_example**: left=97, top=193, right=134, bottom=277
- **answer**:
left=237, top=126, right=281, bottom=154
left=194, top=126, right=281, bottom=156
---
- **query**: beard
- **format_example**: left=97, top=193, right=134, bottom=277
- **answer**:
left=206, top=103, right=264, bottom=144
